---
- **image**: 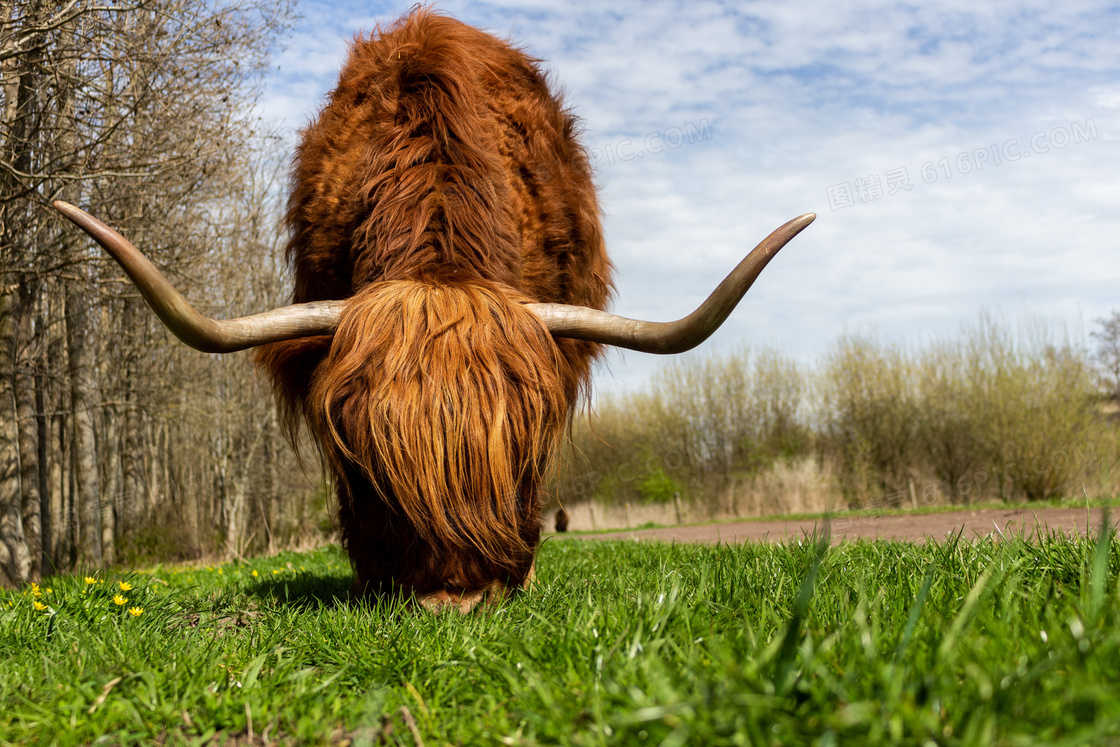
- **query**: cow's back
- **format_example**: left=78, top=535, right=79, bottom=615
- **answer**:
left=284, top=10, right=612, bottom=311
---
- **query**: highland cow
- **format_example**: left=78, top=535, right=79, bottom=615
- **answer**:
left=54, top=9, right=814, bottom=612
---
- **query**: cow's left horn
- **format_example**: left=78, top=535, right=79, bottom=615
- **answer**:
left=527, top=213, right=815, bottom=354
left=53, top=201, right=343, bottom=353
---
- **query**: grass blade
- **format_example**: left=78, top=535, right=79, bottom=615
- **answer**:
left=893, top=562, right=936, bottom=662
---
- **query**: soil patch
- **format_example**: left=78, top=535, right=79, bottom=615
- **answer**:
left=560, top=506, right=1117, bottom=545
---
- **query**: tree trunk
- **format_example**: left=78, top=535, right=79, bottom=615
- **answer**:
left=14, top=280, right=42, bottom=579
left=121, top=404, right=146, bottom=533
left=47, top=294, right=71, bottom=569
left=34, top=329, right=51, bottom=573
left=264, top=411, right=278, bottom=554
left=65, top=287, right=102, bottom=568
left=100, top=402, right=118, bottom=565
left=148, top=419, right=165, bottom=514
left=0, top=290, right=31, bottom=586
left=119, top=298, right=147, bottom=536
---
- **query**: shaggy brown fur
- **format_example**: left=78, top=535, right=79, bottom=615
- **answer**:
left=256, top=9, right=612, bottom=603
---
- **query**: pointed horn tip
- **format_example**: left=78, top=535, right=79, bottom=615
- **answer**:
left=770, top=212, right=815, bottom=243
left=772, top=212, right=816, bottom=238
left=52, top=200, right=85, bottom=224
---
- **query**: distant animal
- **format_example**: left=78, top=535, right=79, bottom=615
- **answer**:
left=555, top=508, right=569, bottom=533
left=54, top=9, right=813, bottom=612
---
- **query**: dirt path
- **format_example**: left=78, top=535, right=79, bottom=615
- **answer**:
left=560, top=506, right=1117, bottom=545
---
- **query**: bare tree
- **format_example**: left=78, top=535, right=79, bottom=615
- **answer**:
left=0, top=0, right=303, bottom=582
left=0, top=0, right=48, bottom=583
left=1091, top=311, right=1120, bottom=403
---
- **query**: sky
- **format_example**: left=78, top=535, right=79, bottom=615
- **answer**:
left=256, top=0, right=1120, bottom=395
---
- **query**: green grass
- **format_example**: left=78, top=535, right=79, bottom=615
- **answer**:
left=3, top=528, right=1120, bottom=745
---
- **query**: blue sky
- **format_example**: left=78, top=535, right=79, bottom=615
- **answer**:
left=257, top=0, right=1120, bottom=394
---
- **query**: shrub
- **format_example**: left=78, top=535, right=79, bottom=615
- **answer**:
left=636, top=470, right=679, bottom=503
left=817, top=335, right=919, bottom=505
left=551, top=313, right=1109, bottom=512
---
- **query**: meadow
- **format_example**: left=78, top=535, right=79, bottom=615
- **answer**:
left=3, top=524, right=1120, bottom=746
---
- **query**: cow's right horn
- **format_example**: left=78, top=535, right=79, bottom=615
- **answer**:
left=529, top=213, right=815, bottom=354
left=53, top=201, right=344, bottom=354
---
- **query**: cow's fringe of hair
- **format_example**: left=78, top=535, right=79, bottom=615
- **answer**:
left=309, top=279, right=572, bottom=576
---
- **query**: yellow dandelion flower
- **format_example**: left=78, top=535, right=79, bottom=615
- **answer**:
left=251, top=570, right=258, bottom=577
left=44, top=587, right=52, bottom=594
left=128, top=607, right=143, bottom=617
left=33, top=600, right=48, bottom=611
left=85, top=576, right=96, bottom=585
left=272, top=570, right=280, bottom=575
left=217, top=569, right=223, bottom=575
left=118, top=581, right=132, bottom=592
left=31, top=587, right=42, bottom=597
left=113, top=594, right=127, bottom=606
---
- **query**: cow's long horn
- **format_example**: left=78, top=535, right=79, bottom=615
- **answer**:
left=528, top=213, right=815, bottom=354
left=52, top=201, right=343, bottom=354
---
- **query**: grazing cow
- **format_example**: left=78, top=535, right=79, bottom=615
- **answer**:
left=53, top=9, right=814, bottom=612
